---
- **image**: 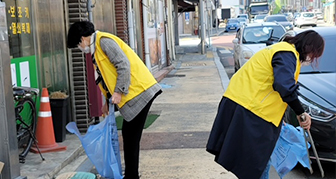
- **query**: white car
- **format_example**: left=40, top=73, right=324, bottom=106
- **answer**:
left=251, top=14, right=267, bottom=23
left=314, top=12, right=324, bottom=20
left=237, top=14, right=249, bottom=23
left=232, top=22, right=286, bottom=71
left=237, top=17, right=248, bottom=26
left=294, top=12, right=317, bottom=28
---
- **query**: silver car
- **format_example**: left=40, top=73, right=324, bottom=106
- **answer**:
left=264, top=15, right=294, bottom=31
left=232, top=22, right=286, bottom=72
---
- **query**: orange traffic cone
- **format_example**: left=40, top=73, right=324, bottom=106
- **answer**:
left=30, top=88, right=67, bottom=153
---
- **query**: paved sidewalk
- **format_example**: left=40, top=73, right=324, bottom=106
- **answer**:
left=135, top=46, right=234, bottom=179
left=20, top=34, right=237, bottom=178
left=20, top=31, right=307, bottom=178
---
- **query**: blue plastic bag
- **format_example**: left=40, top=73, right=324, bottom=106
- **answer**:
left=66, top=102, right=122, bottom=179
left=270, top=123, right=311, bottom=178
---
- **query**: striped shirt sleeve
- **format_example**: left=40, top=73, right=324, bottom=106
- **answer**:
left=100, top=37, right=130, bottom=94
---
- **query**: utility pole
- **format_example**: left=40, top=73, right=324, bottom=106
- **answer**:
left=87, top=0, right=93, bottom=22
left=127, top=0, right=135, bottom=50
left=0, top=2, right=26, bottom=178
left=200, top=0, right=206, bottom=54
left=174, top=1, right=179, bottom=46
left=334, top=0, right=336, bottom=25
left=215, top=0, right=219, bottom=32
left=167, top=0, right=176, bottom=61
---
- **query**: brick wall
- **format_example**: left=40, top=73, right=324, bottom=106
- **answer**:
left=115, top=0, right=129, bottom=44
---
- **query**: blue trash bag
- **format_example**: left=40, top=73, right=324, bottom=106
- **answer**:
left=66, top=102, right=122, bottom=179
left=270, top=123, right=311, bottom=179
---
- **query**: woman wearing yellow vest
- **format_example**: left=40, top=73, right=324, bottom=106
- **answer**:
left=207, top=30, right=324, bottom=179
left=67, top=21, right=162, bottom=179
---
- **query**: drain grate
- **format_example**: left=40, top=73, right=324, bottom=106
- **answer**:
left=184, top=62, right=207, bottom=66
left=165, top=74, right=186, bottom=78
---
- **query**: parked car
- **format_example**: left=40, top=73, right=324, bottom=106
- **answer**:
left=294, top=12, right=317, bottom=28
left=237, top=17, right=249, bottom=26
left=224, top=18, right=241, bottom=32
left=237, top=14, right=249, bottom=23
left=293, top=12, right=301, bottom=26
left=283, top=12, right=294, bottom=22
left=281, top=27, right=336, bottom=163
left=264, top=14, right=293, bottom=30
left=294, top=12, right=300, bottom=18
left=232, top=22, right=286, bottom=71
left=251, top=14, right=267, bottom=23
left=315, top=12, right=324, bottom=21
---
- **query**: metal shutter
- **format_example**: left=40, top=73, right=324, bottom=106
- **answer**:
left=67, top=0, right=94, bottom=132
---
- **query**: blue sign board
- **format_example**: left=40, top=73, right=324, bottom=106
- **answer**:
left=185, top=12, right=190, bottom=22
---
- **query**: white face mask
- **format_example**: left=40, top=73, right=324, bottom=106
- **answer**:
left=78, top=40, right=90, bottom=54
left=301, top=61, right=311, bottom=66
left=301, top=56, right=312, bottom=66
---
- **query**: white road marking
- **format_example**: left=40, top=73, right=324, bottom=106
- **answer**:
left=219, top=50, right=231, bottom=54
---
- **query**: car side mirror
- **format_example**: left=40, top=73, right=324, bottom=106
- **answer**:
left=232, top=38, right=238, bottom=44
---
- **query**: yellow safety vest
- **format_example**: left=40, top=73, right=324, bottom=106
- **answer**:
left=224, top=42, right=301, bottom=127
left=94, top=31, right=157, bottom=108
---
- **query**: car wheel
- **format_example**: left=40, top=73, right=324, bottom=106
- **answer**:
left=312, top=24, right=317, bottom=27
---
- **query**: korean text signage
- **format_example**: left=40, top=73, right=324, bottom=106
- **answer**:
left=7, top=4, right=31, bottom=35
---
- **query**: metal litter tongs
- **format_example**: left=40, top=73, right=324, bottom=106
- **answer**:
left=300, top=114, right=324, bottom=178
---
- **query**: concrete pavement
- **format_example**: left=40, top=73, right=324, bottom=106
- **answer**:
left=19, top=29, right=307, bottom=179
left=19, top=29, right=234, bottom=178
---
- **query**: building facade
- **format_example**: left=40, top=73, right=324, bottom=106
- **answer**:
left=3, top=0, right=176, bottom=131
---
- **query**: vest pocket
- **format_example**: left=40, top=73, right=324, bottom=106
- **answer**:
left=260, top=91, right=274, bottom=103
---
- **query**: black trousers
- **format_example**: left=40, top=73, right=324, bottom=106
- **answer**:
left=121, top=95, right=157, bottom=179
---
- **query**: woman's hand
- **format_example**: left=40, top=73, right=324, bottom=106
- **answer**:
left=297, top=112, right=311, bottom=130
left=112, top=92, right=122, bottom=104
left=101, top=102, right=109, bottom=116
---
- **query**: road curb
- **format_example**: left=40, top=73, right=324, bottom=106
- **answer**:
left=45, top=145, right=85, bottom=178
left=212, top=47, right=230, bottom=91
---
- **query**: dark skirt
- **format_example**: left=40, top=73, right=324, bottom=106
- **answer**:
left=206, top=97, right=282, bottom=179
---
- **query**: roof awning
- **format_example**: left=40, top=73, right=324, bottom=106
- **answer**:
left=178, top=0, right=198, bottom=12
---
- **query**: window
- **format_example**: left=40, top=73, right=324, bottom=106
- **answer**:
left=255, top=15, right=266, bottom=20
left=301, top=37, right=336, bottom=73
left=228, top=19, right=239, bottom=24
left=243, top=26, right=285, bottom=44
left=237, top=14, right=248, bottom=19
left=265, top=16, right=288, bottom=22
left=303, top=13, right=314, bottom=18
left=250, top=5, right=269, bottom=15
left=4, top=0, right=34, bottom=58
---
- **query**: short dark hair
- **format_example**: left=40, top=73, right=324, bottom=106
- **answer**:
left=67, top=21, right=95, bottom=48
left=283, top=30, right=325, bottom=65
